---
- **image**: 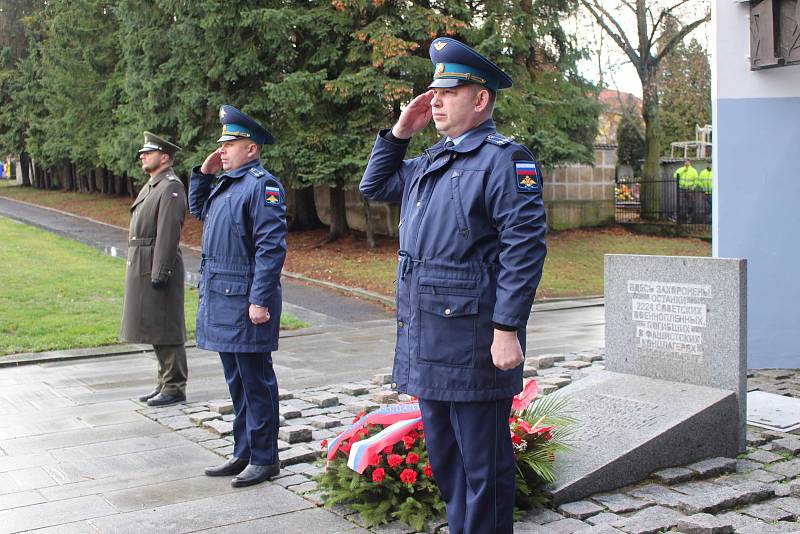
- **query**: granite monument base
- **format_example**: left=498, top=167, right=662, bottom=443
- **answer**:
left=546, top=370, right=739, bottom=505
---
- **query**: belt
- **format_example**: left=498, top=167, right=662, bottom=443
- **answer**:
left=397, top=250, right=425, bottom=280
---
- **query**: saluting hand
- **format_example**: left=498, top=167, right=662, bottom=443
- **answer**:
left=200, top=149, right=223, bottom=175
left=491, top=329, right=524, bottom=371
left=391, top=90, right=434, bottom=139
left=249, top=304, right=270, bottom=325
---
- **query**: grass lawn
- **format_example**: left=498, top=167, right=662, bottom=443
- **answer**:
left=0, top=185, right=712, bottom=301
left=283, top=227, right=710, bottom=299
left=0, top=216, right=306, bottom=356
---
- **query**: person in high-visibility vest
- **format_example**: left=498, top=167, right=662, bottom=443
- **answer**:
left=698, top=161, right=712, bottom=223
left=674, top=159, right=699, bottom=223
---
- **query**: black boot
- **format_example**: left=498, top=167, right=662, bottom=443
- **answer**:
left=146, top=391, right=186, bottom=407
left=205, top=457, right=250, bottom=477
left=231, top=463, right=280, bottom=488
left=137, top=388, right=161, bottom=402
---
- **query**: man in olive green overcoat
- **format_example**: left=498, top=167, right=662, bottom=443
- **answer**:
left=120, top=132, right=188, bottom=407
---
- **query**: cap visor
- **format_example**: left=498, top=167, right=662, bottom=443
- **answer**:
left=428, top=78, right=472, bottom=89
left=217, top=134, right=243, bottom=143
left=138, top=148, right=158, bottom=154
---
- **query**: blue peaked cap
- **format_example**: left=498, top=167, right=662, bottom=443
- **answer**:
left=217, top=105, right=275, bottom=145
left=428, top=38, right=512, bottom=92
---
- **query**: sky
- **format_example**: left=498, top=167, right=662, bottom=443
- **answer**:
left=571, top=1, right=712, bottom=98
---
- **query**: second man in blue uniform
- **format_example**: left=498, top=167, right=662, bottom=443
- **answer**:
left=360, top=38, right=547, bottom=533
left=189, top=105, right=287, bottom=488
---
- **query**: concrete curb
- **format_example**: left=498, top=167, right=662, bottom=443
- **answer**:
left=0, top=194, right=131, bottom=232
left=0, top=323, right=333, bottom=368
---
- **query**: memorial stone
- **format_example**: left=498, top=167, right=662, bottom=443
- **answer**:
left=605, top=254, right=747, bottom=447
left=546, top=254, right=747, bottom=504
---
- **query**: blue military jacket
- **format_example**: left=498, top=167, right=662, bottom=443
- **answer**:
left=360, top=119, right=547, bottom=401
left=189, top=159, right=287, bottom=353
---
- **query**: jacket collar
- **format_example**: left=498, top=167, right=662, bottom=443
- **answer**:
left=147, top=167, right=173, bottom=188
left=222, top=158, right=261, bottom=180
left=425, top=119, right=496, bottom=159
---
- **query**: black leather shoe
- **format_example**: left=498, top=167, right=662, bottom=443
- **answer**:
left=146, top=391, right=186, bottom=407
left=137, top=388, right=161, bottom=402
left=205, top=456, right=250, bottom=477
left=231, top=463, right=280, bottom=488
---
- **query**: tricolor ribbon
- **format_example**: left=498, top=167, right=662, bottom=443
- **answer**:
left=347, top=417, right=423, bottom=474
left=327, top=402, right=421, bottom=461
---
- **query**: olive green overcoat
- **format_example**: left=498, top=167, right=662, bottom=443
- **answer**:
left=120, top=168, right=187, bottom=344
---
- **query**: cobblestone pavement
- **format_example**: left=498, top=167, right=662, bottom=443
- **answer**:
left=136, top=351, right=800, bottom=534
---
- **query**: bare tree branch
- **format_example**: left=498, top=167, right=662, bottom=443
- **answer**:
left=649, top=0, right=693, bottom=45
left=620, top=0, right=637, bottom=16
left=581, top=0, right=640, bottom=68
left=654, top=13, right=710, bottom=65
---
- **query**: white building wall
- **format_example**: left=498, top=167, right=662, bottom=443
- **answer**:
left=713, top=0, right=800, bottom=368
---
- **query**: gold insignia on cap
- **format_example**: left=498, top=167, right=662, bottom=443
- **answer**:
left=434, top=41, right=447, bottom=51
left=435, top=63, right=445, bottom=75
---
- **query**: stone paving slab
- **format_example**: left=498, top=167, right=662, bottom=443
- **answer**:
left=89, top=484, right=312, bottom=533
left=192, top=507, right=371, bottom=533
left=0, top=495, right=118, bottom=534
left=102, top=475, right=240, bottom=513
left=0, top=302, right=795, bottom=534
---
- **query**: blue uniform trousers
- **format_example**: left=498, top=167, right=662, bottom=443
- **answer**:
left=419, top=398, right=515, bottom=534
left=219, top=352, right=280, bottom=465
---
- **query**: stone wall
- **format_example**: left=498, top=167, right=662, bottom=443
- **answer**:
left=311, top=144, right=617, bottom=236
left=544, top=145, right=616, bottom=231
left=313, top=186, right=401, bottom=238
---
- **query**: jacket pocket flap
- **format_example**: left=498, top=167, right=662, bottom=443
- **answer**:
left=418, top=293, right=478, bottom=317
left=418, top=277, right=478, bottom=289
left=208, top=279, right=248, bottom=296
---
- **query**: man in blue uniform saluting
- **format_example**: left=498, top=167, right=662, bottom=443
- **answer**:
left=189, top=105, right=287, bottom=488
left=360, top=38, right=547, bottom=533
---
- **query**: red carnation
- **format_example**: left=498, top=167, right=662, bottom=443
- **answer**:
left=511, top=434, right=523, bottom=446
left=423, top=464, right=433, bottom=477
left=383, top=445, right=393, bottom=454
left=369, top=453, right=381, bottom=466
left=403, top=435, right=415, bottom=450
left=400, top=468, right=418, bottom=484
left=416, top=421, right=425, bottom=431
left=372, top=468, right=386, bottom=483
left=320, top=439, right=328, bottom=448
left=406, top=452, right=420, bottom=465
left=387, top=454, right=403, bottom=468
left=408, top=430, right=419, bottom=440
left=340, top=442, right=352, bottom=454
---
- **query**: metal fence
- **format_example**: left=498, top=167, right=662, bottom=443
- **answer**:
left=615, top=176, right=711, bottom=236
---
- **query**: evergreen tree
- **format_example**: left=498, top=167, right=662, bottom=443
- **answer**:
left=616, top=109, right=645, bottom=177
left=0, top=0, right=42, bottom=184
left=657, top=38, right=710, bottom=155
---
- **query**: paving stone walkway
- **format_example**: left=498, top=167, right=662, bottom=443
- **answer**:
left=136, top=350, right=800, bottom=534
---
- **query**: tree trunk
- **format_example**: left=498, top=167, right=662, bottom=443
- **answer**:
left=114, top=172, right=126, bottom=196
left=326, top=179, right=350, bottom=242
left=640, top=74, right=661, bottom=221
left=288, top=186, right=322, bottom=231
left=126, top=173, right=135, bottom=198
left=362, top=196, right=376, bottom=249
left=19, top=152, right=31, bottom=186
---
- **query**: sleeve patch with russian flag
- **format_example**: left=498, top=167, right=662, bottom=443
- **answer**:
left=264, top=184, right=283, bottom=206
left=515, top=161, right=541, bottom=193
